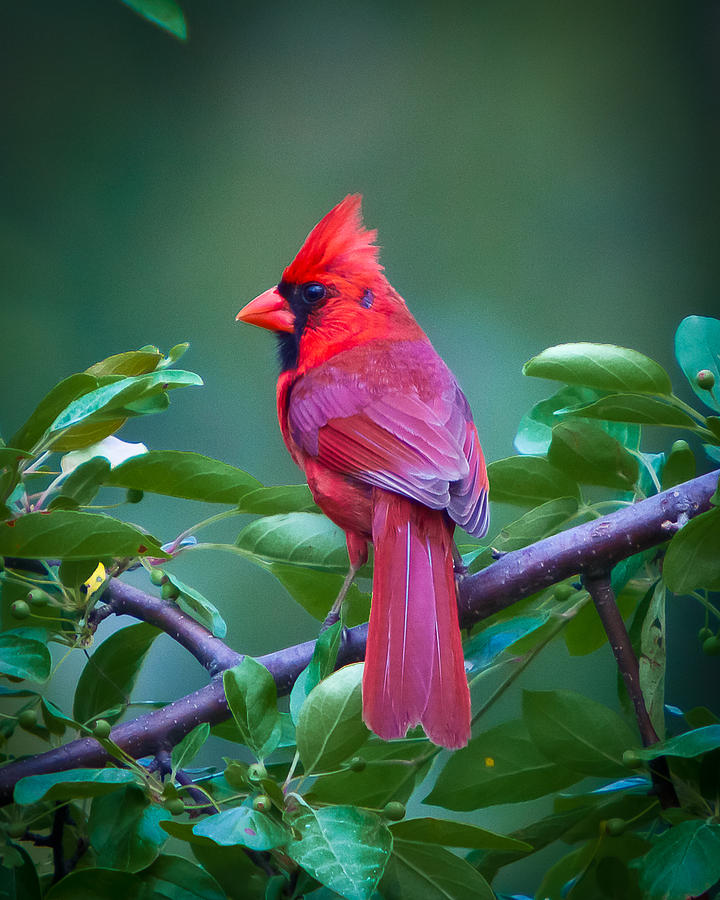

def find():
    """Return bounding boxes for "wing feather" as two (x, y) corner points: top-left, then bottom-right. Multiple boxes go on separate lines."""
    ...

(287, 339), (489, 537)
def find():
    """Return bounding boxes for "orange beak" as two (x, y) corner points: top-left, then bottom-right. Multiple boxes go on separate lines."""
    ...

(236, 287), (295, 333)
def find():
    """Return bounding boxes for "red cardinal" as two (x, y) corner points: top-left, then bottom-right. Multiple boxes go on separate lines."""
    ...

(237, 196), (489, 748)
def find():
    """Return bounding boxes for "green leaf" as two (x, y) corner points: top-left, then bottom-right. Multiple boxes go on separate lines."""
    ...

(471, 805), (590, 880)
(264, 563), (371, 626)
(106, 450), (261, 503)
(381, 839), (494, 900)
(464, 614), (550, 673)
(514, 385), (641, 455)
(535, 840), (597, 900)
(73, 622), (161, 724)
(49, 370), (201, 434)
(0, 447), (32, 468)
(45, 854), (225, 900)
(236, 512), (355, 574)
(487, 456), (580, 506)
(522, 689), (637, 776)
(635, 820), (720, 900)
(567, 394), (697, 428)
(296, 663), (369, 774)
(0, 843), (41, 900)
(122, 0), (188, 40)
(425, 720), (581, 810)
(662, 441), (696, 490)
(158, 343), (190, 368)
(86, 349), (163, 377)
(187, 840), (267, 900)
(467, 498), (578, 571)
(10, 373), (98, 451)
(637, 581), (666, 738)
(286, 805), (392, 900)
(664, 505), (720, 593)
(0, 510), (167, 560)
(523, 343), (672, 395)
(306, 738), (432, 808)
(632, 725), (720, 761)
(0, 631), (51, 682)
(223, 658), (282, 759)
(239, 484), (318, 515)
(14, 767), (138, 805)
(193, 803), (291, 850)
(44, 869), (139, 900)
(41, 697), (73, 735)
(674, 315), (720, 412)
(172, 722), (210, 773)
(389, 817), (531, 851)
(547, 421), (639, 490)
(137, 854), (226, 900)
(163, 572), (227, 638)
(290, 622), (342, 724)
(50, 457), (111, 509)
(306, 621), (343, 689)
(88, 784), (170, 871)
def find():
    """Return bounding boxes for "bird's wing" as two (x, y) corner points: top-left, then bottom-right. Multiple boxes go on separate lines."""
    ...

(287, 339), (489, 536)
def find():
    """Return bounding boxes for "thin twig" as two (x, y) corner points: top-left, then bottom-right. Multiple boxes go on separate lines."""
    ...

(50, 805), (70, 884)
(582, 569), (678, 809)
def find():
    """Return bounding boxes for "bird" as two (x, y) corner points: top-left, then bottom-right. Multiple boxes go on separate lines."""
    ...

(236, 195), (489, 748)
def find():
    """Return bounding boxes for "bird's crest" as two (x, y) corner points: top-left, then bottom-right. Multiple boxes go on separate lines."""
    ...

(283, 195), (383, 286)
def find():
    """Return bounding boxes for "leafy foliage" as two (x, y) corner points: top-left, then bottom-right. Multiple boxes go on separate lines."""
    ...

(0, 319), (719, 898)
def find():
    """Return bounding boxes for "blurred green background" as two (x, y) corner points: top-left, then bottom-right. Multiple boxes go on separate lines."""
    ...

(2, 0), (718, 889)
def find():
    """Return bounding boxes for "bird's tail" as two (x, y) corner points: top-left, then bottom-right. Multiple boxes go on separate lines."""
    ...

(362, 490), (471, 749)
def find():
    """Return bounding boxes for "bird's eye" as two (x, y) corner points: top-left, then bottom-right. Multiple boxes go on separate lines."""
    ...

(301, 282), (326, 305)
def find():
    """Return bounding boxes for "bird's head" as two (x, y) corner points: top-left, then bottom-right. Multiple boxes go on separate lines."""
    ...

(237, 195), (418, 371)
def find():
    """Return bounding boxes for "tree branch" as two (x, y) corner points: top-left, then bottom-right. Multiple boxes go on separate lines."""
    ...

(0, 470), (716, 805)
(582, 569), (678, 809)
(100, 579), (241, 676)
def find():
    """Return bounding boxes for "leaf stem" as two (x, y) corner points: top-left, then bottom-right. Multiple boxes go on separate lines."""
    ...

(688, 590), (720, 622)
(470, 614), (570, 728)
(167, 508), (245, 554)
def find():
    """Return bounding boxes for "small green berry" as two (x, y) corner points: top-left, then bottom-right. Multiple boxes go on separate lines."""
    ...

(702, 636), (720, 656)
(382, 801), (406, 821)
(349, 756), (366, 773)
(27, 588), (47, 607)
(247, 763), (267, 782)
(126, 489), (144, 504)
(553, 584), (576, 602)
(93, 719), (112, 739)
(17, 708), (38, 730)
(161, 581), (180, 601)
(698, 626), (714, 643)
(696, 370), (716, 390)
(670, 439), (691, 454)
(7, 822), (26, 840)
(252, 794), (272, 813)
(622, 749), (643, 769)
(605, 817), (626, 836)
(150, 568), (166, 587)
(165, 798), (185, 816)
(10, 600), (31, 620)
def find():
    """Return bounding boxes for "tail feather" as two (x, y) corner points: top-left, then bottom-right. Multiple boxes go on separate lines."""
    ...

(362, 490), (471, 749)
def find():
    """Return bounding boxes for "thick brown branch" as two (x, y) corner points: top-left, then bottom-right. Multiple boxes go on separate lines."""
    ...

(0, 470), (716, 805)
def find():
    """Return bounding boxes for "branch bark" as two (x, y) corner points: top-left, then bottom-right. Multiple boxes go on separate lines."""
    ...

(0, 469), (716, 805)
(582, 569), (678, 809)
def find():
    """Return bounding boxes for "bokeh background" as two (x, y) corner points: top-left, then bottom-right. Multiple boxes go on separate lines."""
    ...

(2, 0), (718, 891)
